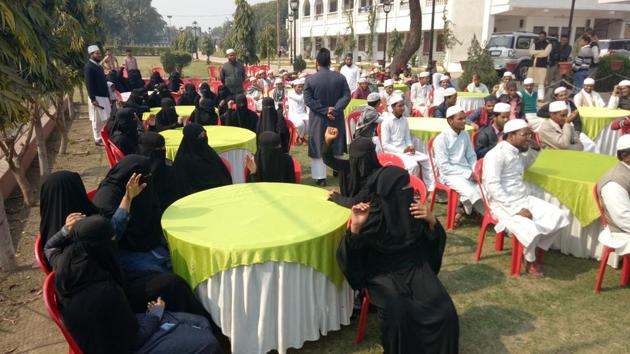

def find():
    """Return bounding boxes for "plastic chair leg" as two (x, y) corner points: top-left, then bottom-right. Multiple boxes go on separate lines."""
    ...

(495, 231), (505, 251)
(536, 248), (545, 264)
(594, 247), (612, 293)
(475, 216), (489, 262)
(446, 191), (459, 231)
(511, 237), (522, 278)
(429, 189), (437, 212)
(354, 291), (370, 344)
(621, 255), (630, 286)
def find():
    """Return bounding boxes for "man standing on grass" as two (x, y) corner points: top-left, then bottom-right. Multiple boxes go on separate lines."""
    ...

(84, 45), (111, 146)
(220, 48), (246, 96)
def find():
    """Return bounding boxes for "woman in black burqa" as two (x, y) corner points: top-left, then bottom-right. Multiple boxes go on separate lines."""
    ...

(54, 215), (222, 354)
(178, 83), (198, 106)
(168, 71), (183, 93)
(173, 123), (232, 198)
(147, 83), (172, 108)
(221, 94), (258, 132)
(191, 96), (220, 126)
(138, 132), (177, 211)
(337, 166), (459, 354)
(146, 71), (164, 91)
(246, 131), (295, 183)
(155, 97), (182, 132)
(256, 97), (290, 152)
(108, 108), (139, 155)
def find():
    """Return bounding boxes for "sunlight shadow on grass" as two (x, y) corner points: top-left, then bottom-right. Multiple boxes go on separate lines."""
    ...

(440, 263), (506, 295)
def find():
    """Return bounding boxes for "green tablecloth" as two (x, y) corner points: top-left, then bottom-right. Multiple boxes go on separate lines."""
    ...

(394, 83), (409, 93)
(142, 105), (197, 121)
(408, 118), (474, 142)
(577, 107), (630, 140)
(524, 150), (617, 226)
(161, 183), (350, 288)
(344, 99), (367, 117)
(159, 125), (256, 160)
(456, 92), (487, 98)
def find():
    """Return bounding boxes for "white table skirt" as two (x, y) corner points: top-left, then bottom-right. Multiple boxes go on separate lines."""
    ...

(526, 183), (619, 268)
(219, 148), (250, 184)
(457, 96), (485, 112)
(195, 261), (353, 354)
(593, 123), (622, 156)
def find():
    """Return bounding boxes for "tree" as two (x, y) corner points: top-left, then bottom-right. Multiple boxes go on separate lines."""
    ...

(366, 5), (378, 63)
(101, 0), (166, 44)
(160, 51), (193, 73)
(389, 0), (422, 75)
(387, 30), (403, 62)
(258, 25), (277, 67)
(200, 35), (216, 64)
(343, 10), (356, 55)
(222, 0), (258, 64)
(251, 0), (288, 49)
(459, 35), (499, 90)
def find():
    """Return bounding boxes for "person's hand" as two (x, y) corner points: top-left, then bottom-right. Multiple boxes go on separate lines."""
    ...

(472, 123), (480, 131)
(492, 84), (499, 94)
(409, 200), (437, 228)
(349, 203), (370, 234)
(147, 297), (166, 311)
(324, 127), (339, 145)
(219, 99), (226, 107)
(612, 85), (620, 96)
(516, 208), (533, 219)
(65, 213), (86, 232)
(404, 145), (416, 154)
(529, 138), (541, 151)
(566, 110), (578, 123)
(327, 107), (336, 121)
(245, 155), (257, 174)
(125, 173), (147, 200)
(148, 115), (156, 126)
(177, 116), (184, 125)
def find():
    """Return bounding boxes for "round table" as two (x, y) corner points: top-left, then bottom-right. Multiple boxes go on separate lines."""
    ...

(344, 98), (367, 117)
(394, 83), (409, 93)
(142, 105), (196, 120)
(577, 107), (630, 155)
(159, 126), (256, 184)
(161, 183), (353, 354)
(456, 92), (487, 112)
(524, 150), (619, 266)
(408, 118), (474, 142)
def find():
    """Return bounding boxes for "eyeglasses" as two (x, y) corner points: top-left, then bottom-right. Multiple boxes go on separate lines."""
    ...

(516, 132), (533, 138)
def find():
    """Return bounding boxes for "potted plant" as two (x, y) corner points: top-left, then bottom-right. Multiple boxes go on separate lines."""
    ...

(558, 61), (573, 75)
(611, 59), (623, 72)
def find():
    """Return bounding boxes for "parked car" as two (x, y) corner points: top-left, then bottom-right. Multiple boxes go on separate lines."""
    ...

(486, 31), (558, 80)
(598, 39), (630, 59)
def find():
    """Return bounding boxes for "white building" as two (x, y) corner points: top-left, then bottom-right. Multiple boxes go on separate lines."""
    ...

(291, 0), (630, 72)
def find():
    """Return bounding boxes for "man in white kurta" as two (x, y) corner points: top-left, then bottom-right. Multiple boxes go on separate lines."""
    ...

(340, 54), (361, 92)
(409, 71), (433, 115)
(380, 95), (435, 191)
(483, 119), (569, 274)
(433, 105), (484, 215)
(597, 135), (630, 256)
(287, 78), (309, 142)
(573, 78), (606, 108)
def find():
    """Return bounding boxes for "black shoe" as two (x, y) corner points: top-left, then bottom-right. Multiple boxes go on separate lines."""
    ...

(315, 179), (327, 187)
(95, 140), (103, 146)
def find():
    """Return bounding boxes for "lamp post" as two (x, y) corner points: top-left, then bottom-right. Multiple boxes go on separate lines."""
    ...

(382, 0), (392, 68)
(288, 16), (294, 64)
(290, 0), (299, 66)
(192, 21), (199, 60)
(567, 0), (576, 43)
(428, 0), (436, 73)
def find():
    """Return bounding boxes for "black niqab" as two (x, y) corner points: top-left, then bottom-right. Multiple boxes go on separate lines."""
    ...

(191, 97), (219, 126)
(348, 137), (381, 197)
(146, 71), (164, 91)
(126, 69), (145, 90)
(178, 83), (198, 106)
(222, 94), (258, 132)
(257, 97), (289, 152)
(138, 132), (177, 211)
(156, 97), (180, 131)
(252, 131), (295, 183)
(109, 108), (139, 155)
(168, 71), (183, 93)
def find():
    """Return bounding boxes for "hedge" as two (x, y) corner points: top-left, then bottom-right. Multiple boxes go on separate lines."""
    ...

(107, 46), (171, 57)
(594, 54), (630, 92)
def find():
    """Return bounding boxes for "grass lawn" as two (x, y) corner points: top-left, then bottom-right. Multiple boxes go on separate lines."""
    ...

(283, 143), (629, 353)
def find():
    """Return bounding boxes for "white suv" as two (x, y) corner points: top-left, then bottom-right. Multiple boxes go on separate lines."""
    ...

(486, 32), (558, 81)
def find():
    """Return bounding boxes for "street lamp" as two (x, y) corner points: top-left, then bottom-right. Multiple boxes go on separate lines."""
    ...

(290, 0), (299, 66)
(382, 0), (393, 68)
(288, 16), (294, 64)
(428, 0), (436, 73)
(192, 21), (199, 60)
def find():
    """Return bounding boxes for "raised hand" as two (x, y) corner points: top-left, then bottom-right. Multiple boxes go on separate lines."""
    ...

(349, 202), (371, 234)
(409, 200), (436, 228)
(65, 213), (86, 232)
(147, 296), (166, 311)
(245, 155), (257, 174)
(126, 172), (147, 200)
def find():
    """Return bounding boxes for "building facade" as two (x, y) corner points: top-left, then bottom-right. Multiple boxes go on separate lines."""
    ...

(290, 0), (629, 71)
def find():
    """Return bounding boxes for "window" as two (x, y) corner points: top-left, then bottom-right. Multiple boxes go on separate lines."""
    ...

(377, 33), (386, 51)
(423, 31), (431, 54)
(561, 27), (569, 37)
(358, 35), (366, 51)
(360, 0), (369, 7)
(436, 30), (444, 52)
(516, 36), (532, 49)
(344, 0), (354, 10)
(315, 37), (323, 50)
(422, 31), (444, 53)
(533, 26), (544, 34)
(575, 27), (585, 39)
(548, 26), (559, 38)
(315, 0), (323, 15)
(329, 37), (337, 50)
(304, 0), (311, 16)
(329, 0), (338, 12)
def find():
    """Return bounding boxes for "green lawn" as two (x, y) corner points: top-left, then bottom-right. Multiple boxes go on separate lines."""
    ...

(285, 143), (629, 353)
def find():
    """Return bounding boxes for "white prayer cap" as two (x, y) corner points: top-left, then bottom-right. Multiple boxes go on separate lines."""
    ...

(503, 119), (529, 134)
(616, 134), (630, 151)
(249, 76), (256, 82)
(554, 86), (567, 95)
(440, 75), (451, 82)
(383, 79), (394, 87)
(367, 92), (381, 103)
(503, 71), (513, 78)
(388, 94), (404, 106)
(493, 102), (511, 113)
(358, 77), (368, 83)
(274, 78), (282, 84)
(257, 70), (265, 76)
(443, 87), (457, 97)
(446, 105), (464, 118)
(292, 78), (305, 86)
(549, 100), (567, 113)
(584, 78), (595, 85)
(523, 78), (534, 85)
(268, 70), (274, 75)
(619, 80), (630, 87)
(419, 71), (430, 78)
(87, 45), (99, 54)
(226, 48), (235, 55)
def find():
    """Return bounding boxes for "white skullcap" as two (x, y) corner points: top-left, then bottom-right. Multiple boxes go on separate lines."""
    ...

(443, 87), (457, 97)
(367, 92), (381, 102)
(554, 86), (567, 95)
(383, 79), (394, 87)
(549, 101), (567, 113)
(274, 78), (282, 84)
(292, 78), (305, 86)
(249, 76), (256, 81)
(617, 134), (630, 151)
(523, 78), (534, 85)
(87, 45), (99, 54)
(226, 48), (235, 55)
(583, 78), (595, 85)
(493, 102), (511, 113)
(257, 70), (265, 75)
(446, 105), (464, 118)
(619, 80), (630, 87)
(440, 75), (451, 81)
(268, 70), (274, 75)
(358, 77), (368, 83)
(503, 119), (529, 134)
(419, 71), (430, 78)
(503, 71), (513, 78)
(388, 94), (404, 106)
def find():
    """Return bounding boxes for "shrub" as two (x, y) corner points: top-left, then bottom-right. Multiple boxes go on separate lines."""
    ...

(293, 55), (307, 73)
(160, 51), (193, 74)
(594, 54), (630, 92)
(108, 45), (171, 56)
(459, 35), (499, 91)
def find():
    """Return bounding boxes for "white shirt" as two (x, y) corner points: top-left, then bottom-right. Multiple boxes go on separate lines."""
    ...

(574, 89), (605, 108)
(410, 83), (432, 107)
(600, 162), (630, 234)
(466, 82), (489, 94)
(287, 91), (307, 115)
(340, 64), (361, 92)
(380, 115), (414, 153)
(432, 126), (477, 179)
(607, 94), (628, 109)
(482, 141), (539, 215)
(433, 87), (446, 106)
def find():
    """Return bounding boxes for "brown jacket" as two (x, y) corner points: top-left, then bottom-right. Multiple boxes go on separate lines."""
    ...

(538, 119), (583, 151)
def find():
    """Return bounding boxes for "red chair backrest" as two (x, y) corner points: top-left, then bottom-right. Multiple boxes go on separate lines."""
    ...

(99, 126), (117, 167)
(207, 66), (220, 80)
(87, 188), (97, 201)
(377, 153), (405, 168)
(108, 141), (125, 166)
(220, 157), (232, 173)
(427, 137), (440, 181)
(189, 78), (202, 89)
(246, 97), (256, 111)
(472, 131), (479, 148)
(473, 159), (493, 211)
(427, 105), (437, 117)
(43, 272), (84, 354)
(346, 111), (363, 142)
(409, 174), (427, 204)
(114, 90), (123, 103)
(35, 234), (51, 275)
(593, 184), (608, 227)
(292, 157), (302, 184)
(534, 132), (542, 145)
(285, 119), (297, 151)
(209, 81), (222, 95)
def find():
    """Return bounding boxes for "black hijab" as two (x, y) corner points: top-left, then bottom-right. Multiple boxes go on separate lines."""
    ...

(194, 83), (219, 109)
(173, 123), (232, 198)
(168, 71), (183, 93)
(126, 69), (145, 90)
(252, 131), (295, 183)
(107, 69), (128, 93)
(147, 83), (171, 108)
(138, 132), (177, 211)
(222, 94), (258, 132)
(348, 137), (381, 197)
(178, 83), (198, 106)
(156, 97), (180, 131)
(92, 155), (164, 252)
(146, 71), (164, 90)
(55, 215), (138, 354)
(109, 108), (139, 155)
(217, 84), (233, 116)
(191, 97), (219, 126)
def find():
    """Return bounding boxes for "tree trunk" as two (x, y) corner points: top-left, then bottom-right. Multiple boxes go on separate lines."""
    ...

(65, 93), (75, 120)
(55, 94), (71, 154)
(0, 193), (17, 271)
(31, 103), (50, 178)
(11, 164), (35, 206)
(78, 85), (85, 104)
(389, 0), (422, 76)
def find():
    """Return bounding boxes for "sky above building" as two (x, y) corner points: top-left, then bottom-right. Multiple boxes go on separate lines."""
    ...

(152, 0), (271, 31)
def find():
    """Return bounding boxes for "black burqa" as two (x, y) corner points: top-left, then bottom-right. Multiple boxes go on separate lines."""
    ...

(126, 69), (145, 90)
(178, 83), (198, 106)
(168, 71), (183, 93)
(123, 88), (150, 117)
(156, 97), (182, 131)
(109, 108), (139, 155)
(221, 94), (258, 132)
(138, 132), (177, 211)
(256, 97), (290, 152)
(191, 97), (219, 126)
(107, 69), (128, 93)
(147, 83), (171, 108)
(217, 85), (232, 116)
(92, 155), (164, 252)
(248, 131), (295, 183)
(173, 123), (232, 198)
(146, 71), (164, 91)
(336, 166), (459, 354)
(323, 137), (381, 208)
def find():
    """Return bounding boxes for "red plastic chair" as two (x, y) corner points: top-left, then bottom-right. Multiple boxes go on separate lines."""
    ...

(345, 111), (362, 142)
(209, 80), (222, 95)
(43, 272), (84, 354)
(472, 159), (506, 262)
(427, 137), (460, 231)
(376, 153), (405, 168)
(472, 131), (479, 148)
(189, 78), (202, 89)
(285, 119), (297, 151)
(246, 97), (257, 111)
(207, 66), (220, 80)
(99, 126), (117, 167)
(375, 123), (384, 151)
(108, 142), (125, 166)
(220, 157), (232, 174)
(593, 184), (630, 293)
(427, 105), (437, 117)
(35, 234), (51, 275)
(151, 66), (167, 80)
